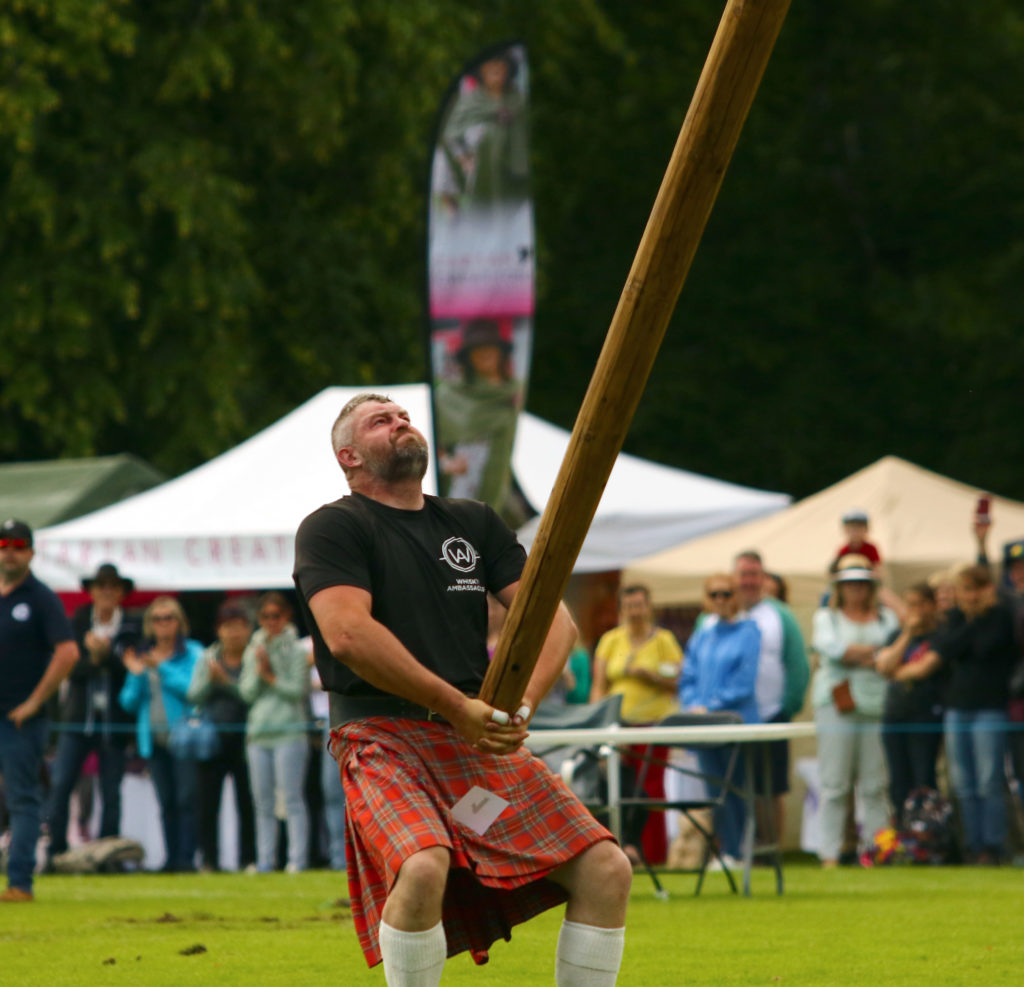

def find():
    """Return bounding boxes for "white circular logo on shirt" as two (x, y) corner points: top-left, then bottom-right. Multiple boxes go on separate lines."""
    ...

(439, 537), (479, 573)
(11, 603), (31, 622)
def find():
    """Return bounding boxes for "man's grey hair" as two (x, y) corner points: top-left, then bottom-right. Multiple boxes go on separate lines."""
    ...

(734, 549), (764, 567)
(330, 392), (393, 458)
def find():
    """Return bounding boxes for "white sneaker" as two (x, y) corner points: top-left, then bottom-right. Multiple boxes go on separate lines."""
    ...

(706, 854), (741, 872)
(284, 862), (302, 874)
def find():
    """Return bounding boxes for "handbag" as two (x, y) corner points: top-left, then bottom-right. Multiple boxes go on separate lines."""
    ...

(169, 709), (221, 761)
(831, 679), (856, 714)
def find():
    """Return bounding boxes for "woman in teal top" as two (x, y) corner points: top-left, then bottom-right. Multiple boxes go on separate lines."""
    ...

(119, 596), (202, 871)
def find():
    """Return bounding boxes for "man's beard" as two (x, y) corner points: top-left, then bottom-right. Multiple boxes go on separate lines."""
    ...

(363, 435), (429, 483)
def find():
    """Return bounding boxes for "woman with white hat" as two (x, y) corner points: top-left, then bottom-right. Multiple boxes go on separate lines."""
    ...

(811, 555), (900, 867)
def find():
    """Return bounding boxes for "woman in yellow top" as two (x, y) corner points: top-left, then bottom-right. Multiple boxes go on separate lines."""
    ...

(591, 584), (683, 865)
(591, 584), (683, 724)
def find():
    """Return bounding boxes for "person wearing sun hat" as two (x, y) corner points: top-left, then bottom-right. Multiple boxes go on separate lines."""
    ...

(0, 519), (77, 902)
(45, 562), (142, 865)
(811, 554), (900, 868)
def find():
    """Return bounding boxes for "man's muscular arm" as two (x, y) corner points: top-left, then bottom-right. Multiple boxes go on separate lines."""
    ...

(495, 582), (578, 724)
(308, 584), (526, 754)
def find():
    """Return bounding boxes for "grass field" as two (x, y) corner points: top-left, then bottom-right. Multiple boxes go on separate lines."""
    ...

(3, 859), (1022, 985)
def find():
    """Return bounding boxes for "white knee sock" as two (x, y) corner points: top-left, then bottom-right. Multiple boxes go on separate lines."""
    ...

(378, 920), (446, 987)
(556, 919), (625, 986)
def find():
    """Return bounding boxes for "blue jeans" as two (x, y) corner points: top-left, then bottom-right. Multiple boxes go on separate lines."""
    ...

(944, 709), (1007, 855)
(696, 745), (746, 859)
(0, 716), (48, 892)
(247, 738), (309, 871)
(320, 727), (346, 870)
(148, 743), (199, 871)
(45, 732), (126, 855)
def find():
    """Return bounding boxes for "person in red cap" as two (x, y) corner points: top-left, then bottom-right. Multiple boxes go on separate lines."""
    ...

(0, 519), (77, 902)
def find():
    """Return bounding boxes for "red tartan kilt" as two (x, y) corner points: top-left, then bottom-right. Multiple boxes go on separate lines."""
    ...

(331, 718), (614, 967)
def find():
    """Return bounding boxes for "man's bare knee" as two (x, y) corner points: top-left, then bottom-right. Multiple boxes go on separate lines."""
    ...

(383, 846), (451, 931)
(584, 841), (633, 901)
(553, 841), (631, 926)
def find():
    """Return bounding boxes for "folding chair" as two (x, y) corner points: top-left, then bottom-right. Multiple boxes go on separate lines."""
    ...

(529, 695), (624, 817)
(618, 710), (744, 897)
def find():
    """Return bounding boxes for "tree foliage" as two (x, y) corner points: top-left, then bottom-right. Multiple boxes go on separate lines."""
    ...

(2, 1), (1022, 502)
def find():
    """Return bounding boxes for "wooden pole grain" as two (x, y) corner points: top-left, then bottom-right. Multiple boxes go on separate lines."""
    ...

(480, 0), (792, 713)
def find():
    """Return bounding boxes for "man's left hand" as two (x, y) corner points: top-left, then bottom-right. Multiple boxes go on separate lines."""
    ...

(451, 698), (528, 755)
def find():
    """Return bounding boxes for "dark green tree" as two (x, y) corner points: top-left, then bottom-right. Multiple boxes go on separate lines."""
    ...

(2, 0), (1022, 505)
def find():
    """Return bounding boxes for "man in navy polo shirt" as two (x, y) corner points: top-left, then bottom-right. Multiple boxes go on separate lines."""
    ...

(0, 519), (77, 902)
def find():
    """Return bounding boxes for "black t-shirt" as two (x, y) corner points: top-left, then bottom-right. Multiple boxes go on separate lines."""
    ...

(882, 630), (945, 722)
(293, 493), (526, 698)
(0, 571), (75, 715)
(933, 601), (1020, 711)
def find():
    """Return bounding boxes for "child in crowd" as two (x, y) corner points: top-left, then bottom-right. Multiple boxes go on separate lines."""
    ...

(834, 509), (882, 568)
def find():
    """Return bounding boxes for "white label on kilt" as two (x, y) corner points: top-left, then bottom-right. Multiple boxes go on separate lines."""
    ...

(452, 786), (510, 836)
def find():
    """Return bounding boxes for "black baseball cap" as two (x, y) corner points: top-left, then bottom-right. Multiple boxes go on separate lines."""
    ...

(0, 518), (33, 546)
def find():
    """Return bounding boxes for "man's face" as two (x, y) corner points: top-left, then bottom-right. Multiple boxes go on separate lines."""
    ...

(0, 538), (33, 583)
(1008, 559), (1024, 593)
(734, 558), (764, 608)
(348, 401), (429, 483)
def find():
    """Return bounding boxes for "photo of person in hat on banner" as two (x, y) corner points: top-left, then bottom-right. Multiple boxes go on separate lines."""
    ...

(45, 563), (142, 864)
(435, 316), (524, 521)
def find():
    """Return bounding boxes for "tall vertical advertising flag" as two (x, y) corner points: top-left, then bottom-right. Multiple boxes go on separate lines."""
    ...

(427, 42), (534, 524)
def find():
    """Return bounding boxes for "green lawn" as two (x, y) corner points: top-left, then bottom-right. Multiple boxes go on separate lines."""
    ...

(2, 860), (1022, 985)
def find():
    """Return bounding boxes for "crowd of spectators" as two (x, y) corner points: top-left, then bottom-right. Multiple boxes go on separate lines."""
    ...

(5, 501), (1024, 888)
(0, 551), (345, 878)
(582, 506), (1024, 869)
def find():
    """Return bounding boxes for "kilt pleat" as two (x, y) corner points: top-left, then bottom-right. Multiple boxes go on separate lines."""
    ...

(330, 718), (613, 967)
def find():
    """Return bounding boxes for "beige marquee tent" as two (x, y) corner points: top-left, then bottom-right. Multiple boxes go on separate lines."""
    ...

(625, 455), (1024, 623)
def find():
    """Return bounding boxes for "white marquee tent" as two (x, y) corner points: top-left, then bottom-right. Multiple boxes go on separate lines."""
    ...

(34, 385), (788, 590)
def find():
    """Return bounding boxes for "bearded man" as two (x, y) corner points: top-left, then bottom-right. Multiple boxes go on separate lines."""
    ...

(293, 394), (631, 986)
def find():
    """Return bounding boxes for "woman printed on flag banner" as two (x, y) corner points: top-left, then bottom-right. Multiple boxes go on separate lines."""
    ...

(435, 317), (522, 520)
(435, 49), (528, 213)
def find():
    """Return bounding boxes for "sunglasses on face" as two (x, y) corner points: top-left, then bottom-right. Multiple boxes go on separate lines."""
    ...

(150, 614), (178, 623)
(0, 538), (30, 550)
(708, 590), (734, 601)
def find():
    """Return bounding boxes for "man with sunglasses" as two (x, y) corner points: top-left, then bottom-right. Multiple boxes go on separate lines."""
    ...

(0, 519), (77, 902)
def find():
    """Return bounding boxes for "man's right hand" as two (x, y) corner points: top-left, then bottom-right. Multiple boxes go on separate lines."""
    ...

(449, 697), (528, 756)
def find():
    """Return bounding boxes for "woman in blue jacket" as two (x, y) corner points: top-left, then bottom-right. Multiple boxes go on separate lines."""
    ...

(119, 596), (202, 872)
(680, 573), (761, 864)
